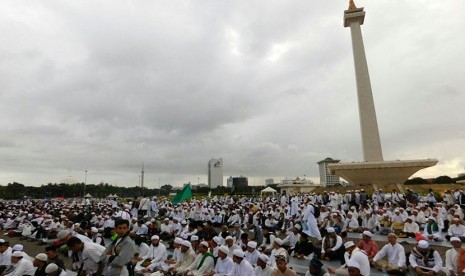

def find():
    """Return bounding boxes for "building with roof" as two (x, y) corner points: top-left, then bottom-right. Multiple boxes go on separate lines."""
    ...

(208, 158), (223, 188)
(317, 157), (341, 187)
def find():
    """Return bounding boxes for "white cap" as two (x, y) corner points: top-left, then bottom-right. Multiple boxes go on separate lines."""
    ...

(451, 237), (461, 242)
(418, 240), (429, 249)
(362, 231), (374, 238)
(12, 244), (23, 251)
(247, 241), (257, 249)
(327, 227), (335, 233)
(151, 235), (160, 240)
(45, 263), (59, 273)
(259, 253), (270, 263)
(57, 230), (70, 240)
(233, 249), (245, 258)
(35, 253), (48, 262)
(294, 224), (301, 230)
(344, 241), (355, 249)
(225, 236), (233, 241)
(219, 245), (229, 255)
(213, 236), (222, 245)
(200, 241), (209, 248)
(174, 237), (183, 244)
(181, 240), (191, 247)
(11, 251), (23, 257)
(91, 227), (98, 233)
(191, 235), (199, 241)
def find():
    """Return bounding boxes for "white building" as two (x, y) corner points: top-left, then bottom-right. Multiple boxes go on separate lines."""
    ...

(317, 157), (341, 187)
(208, 158), (223, 188)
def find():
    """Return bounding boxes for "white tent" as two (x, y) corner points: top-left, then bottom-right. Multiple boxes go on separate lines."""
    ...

(261, 186), (277, 196)
(84, 193), (93, 198)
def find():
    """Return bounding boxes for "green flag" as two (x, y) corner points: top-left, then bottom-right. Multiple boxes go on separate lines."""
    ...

(172, 184), (192, 204)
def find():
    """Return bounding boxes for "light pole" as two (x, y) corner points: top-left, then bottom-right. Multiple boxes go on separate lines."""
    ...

(84, 170), (87, 197)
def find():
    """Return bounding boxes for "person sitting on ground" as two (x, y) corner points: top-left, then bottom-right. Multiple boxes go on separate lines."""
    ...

(345, 213), (360, 233)
(259, 227), (276, 254)
(44, 263), (67, 276)
(185, 241), (215, 276)
(409, 240), (446, 276)
(347, 260), (363, 276)
(205, 246), (234, 276)
(140, 235), (167, 273)
(446, 218), (465, 242)
(356, 231), (378, 261)
(372, 233), (406, 275)
(33, 253), (48, 276)
(225, 236), (241, 259)
(319, 227), (344, 263)
(245, 241), (260, 267)
(294, 232), (314, 260)
(169, 240), (197, 275)
(271, 254), (296, 276)
(378, 214), (392, 235)
(423, 217), (443, 241)
(400, 216), (419, 238)
(269, 239), (289, 268)
(5, 251), (34, 276)
(333, 241), (369, 276)
(282, 224), (301, 255)
(45, 246), (66, 272)
(445, 237), (464, 276)
(254, 254), (274, 276)
(0, 239), (12, 274)
(306, 257), (329, 276)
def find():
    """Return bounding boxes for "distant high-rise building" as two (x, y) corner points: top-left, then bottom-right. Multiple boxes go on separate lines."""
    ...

(317, 157), (341, 187)
(228, 176), (248, 192)
(265, 178), (274, 186)
(208, 158), (223, 188)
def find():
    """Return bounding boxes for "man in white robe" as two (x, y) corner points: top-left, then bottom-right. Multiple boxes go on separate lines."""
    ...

(186, 241), (215, 276)
(206, 246), (234, 276)
(231, 249), (254, 276)
(141, 235), (167, 273)
(254, 254), (274, 276)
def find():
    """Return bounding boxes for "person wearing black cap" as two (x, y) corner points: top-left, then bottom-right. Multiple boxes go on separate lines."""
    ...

(306, 258), (329, 276)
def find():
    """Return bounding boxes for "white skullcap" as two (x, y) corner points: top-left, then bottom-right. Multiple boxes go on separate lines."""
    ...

(327, 227), (335, 233)
(181, 240), (191, 247)
(213, 236), (222, 245)
(191, 235), (199, 241)
(151, 235), (160, 240)
(91, 227), (98, 233)
(225, 236), (233, 241)
(57, 230), (70, 240)
(233, 249), (245, 258)
(259, 253), (270, 263)
(45, 263), (59, 273)
(347, 259), (360, 270)
(12, 244), (23, 251)
(344, 241), (355, 249)
(451, 237), (461, 242)
(362, 231), (374, 238)
(219, 245), (229, 255)
(428, 216), (436, 222)
(174, 237), (183, 244)
(35, 253), (48, 262)
(418, 240), (429, 249)
(200, 241), (209, 248)
(274, 238), (283, 246)
(11, 251), (23, 257)
(294, 224), (302, 230)
(247, 241), (257, 249)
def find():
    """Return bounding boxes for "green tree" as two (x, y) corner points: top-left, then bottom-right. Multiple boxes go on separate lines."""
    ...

(404, 177), (427, 184)
(434, 175), (453, 184)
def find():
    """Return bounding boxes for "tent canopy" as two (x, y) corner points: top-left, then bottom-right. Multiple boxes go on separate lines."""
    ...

(84, 193), (93, 198)
(261, 186), (277, 196)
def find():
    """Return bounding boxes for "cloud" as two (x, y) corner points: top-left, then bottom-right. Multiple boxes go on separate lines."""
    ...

(0, 0), (464, 187)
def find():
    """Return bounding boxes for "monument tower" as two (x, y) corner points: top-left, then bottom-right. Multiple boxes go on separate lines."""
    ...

(328, 0), (437, 185)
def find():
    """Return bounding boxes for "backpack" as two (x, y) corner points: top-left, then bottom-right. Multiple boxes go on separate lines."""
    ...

(311, 204), (320, 218)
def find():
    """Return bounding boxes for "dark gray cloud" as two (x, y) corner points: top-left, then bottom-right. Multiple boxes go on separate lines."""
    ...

(0, 0), (463, 187)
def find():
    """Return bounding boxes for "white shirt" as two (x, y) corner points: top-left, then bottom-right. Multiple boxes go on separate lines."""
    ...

(186, 253), (215, 276)
(350, 250), (370, 276)
(403, 222), (420, 233)
(136, 242), (150, 257)
(5, 258), (34, 276)
(373, 243), (406, 267)
(232, 259), (254, 276)
(82, 242), (106, 274)
(445, 248), (460, 274)
(448, 224), (465, 237)
(321, 235), (343, 253)
(254, 265), (274, 276)
(214, 256), (234, 276)
(0, 247), (12, 266)
(144, 243), (167, 270)
(282, 232), (300, 249)
(409, 249), (443, 272)
(245, 249), (260, 266)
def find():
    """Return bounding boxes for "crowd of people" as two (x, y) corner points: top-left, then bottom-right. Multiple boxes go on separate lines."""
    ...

(0, 187), (463, 276)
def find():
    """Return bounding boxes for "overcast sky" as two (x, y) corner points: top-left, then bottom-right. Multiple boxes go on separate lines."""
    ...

(0, 0), (464, 188)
